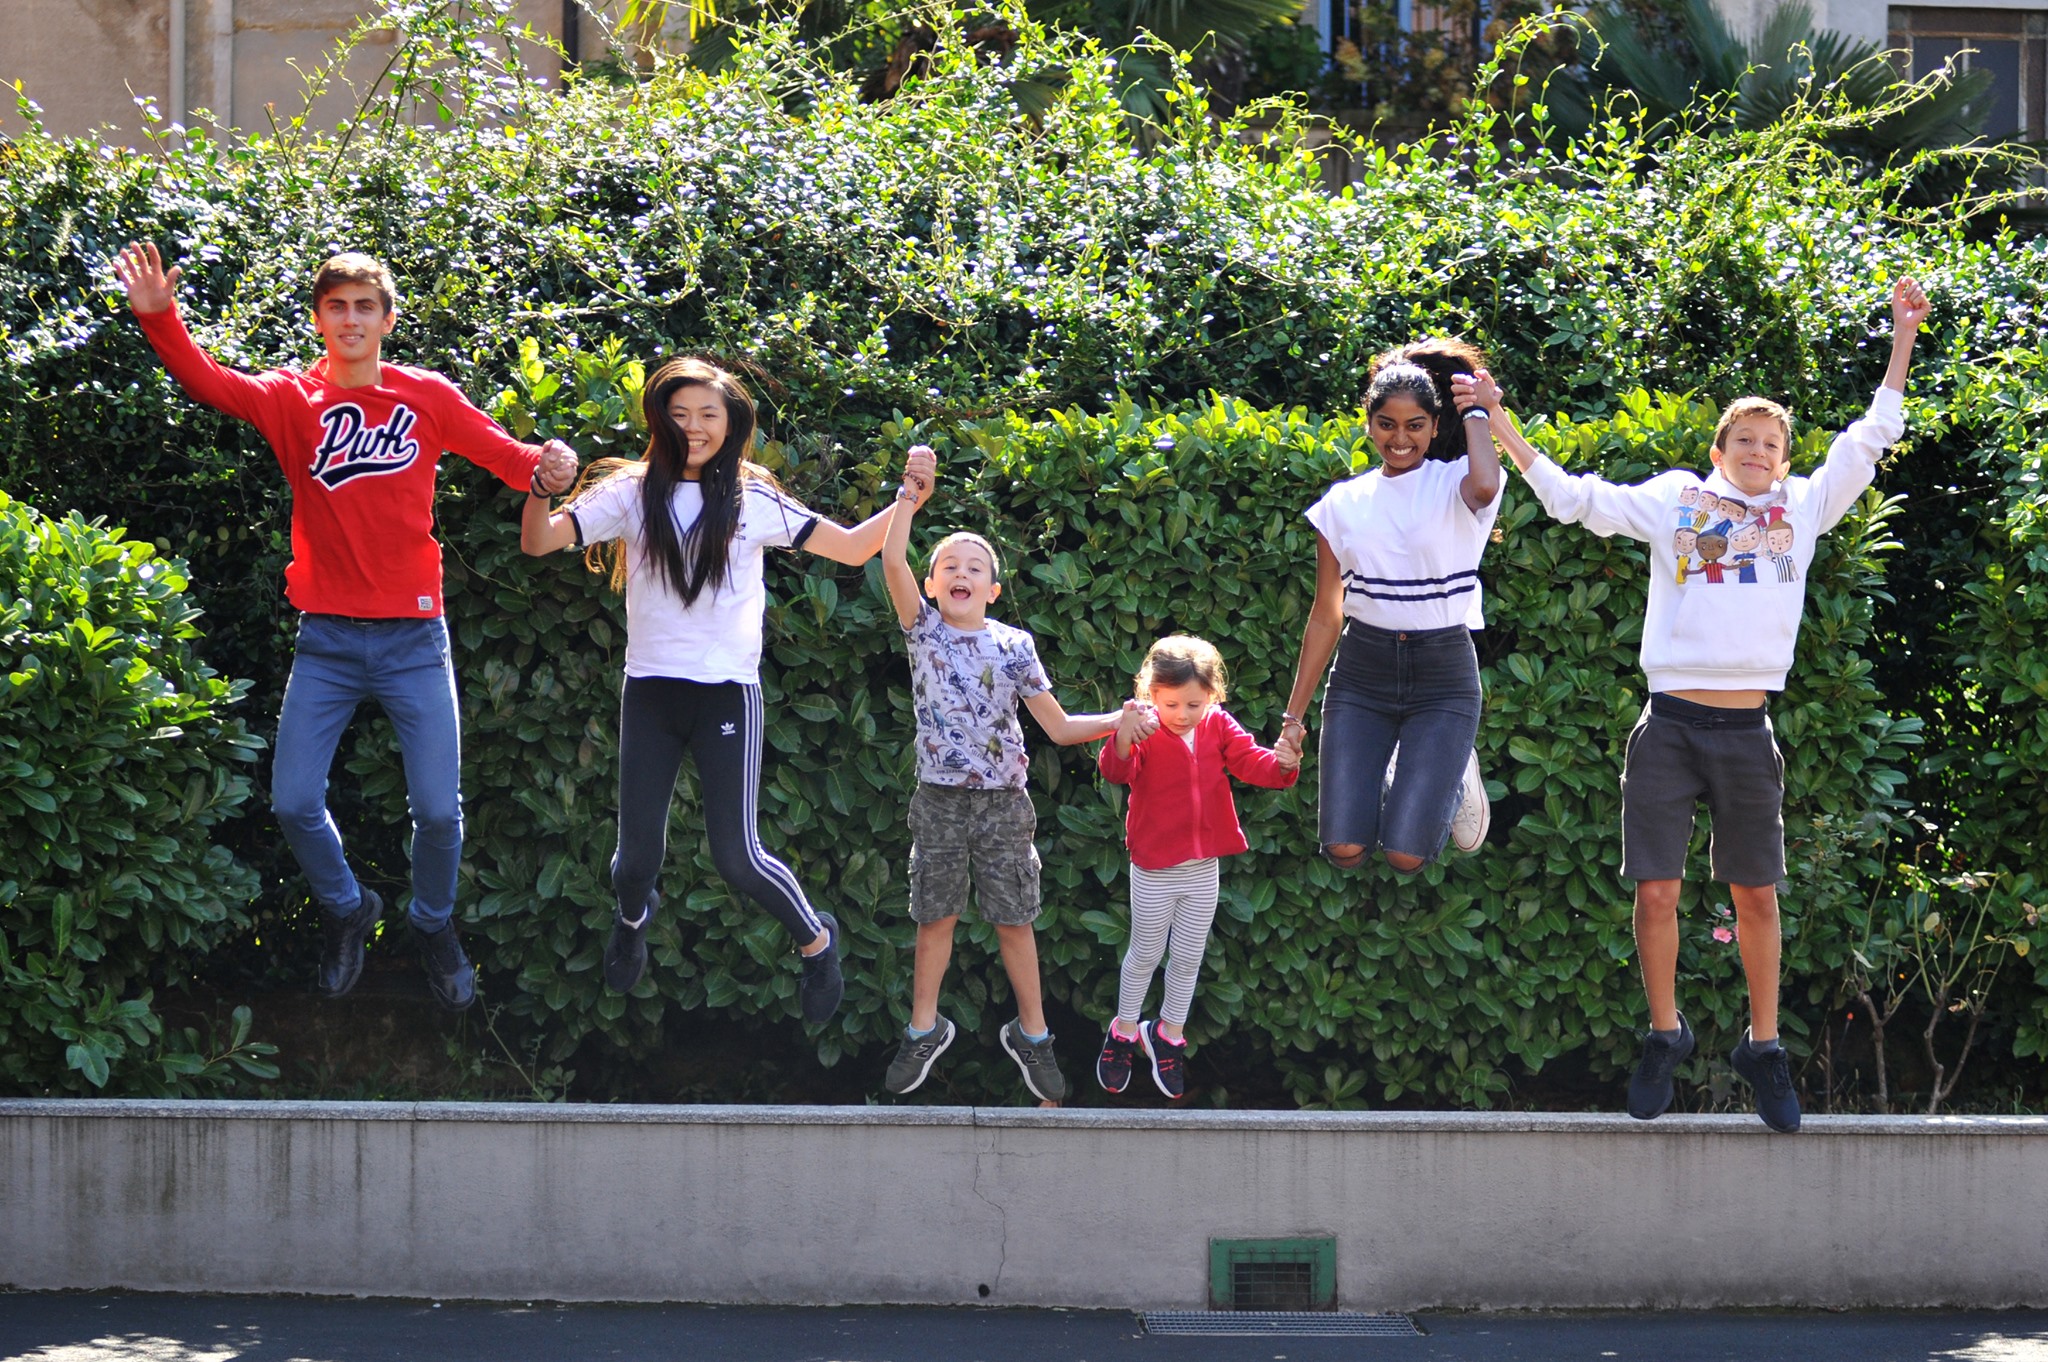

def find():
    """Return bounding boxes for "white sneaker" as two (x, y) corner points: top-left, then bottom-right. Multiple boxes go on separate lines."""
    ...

(1449, 749), (1490, 853)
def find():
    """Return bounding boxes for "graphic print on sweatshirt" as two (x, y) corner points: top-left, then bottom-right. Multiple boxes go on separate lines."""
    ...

(1673, 490), (1798, 587)
(308, 402), (425, 489)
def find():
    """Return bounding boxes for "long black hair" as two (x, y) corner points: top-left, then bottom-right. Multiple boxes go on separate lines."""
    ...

(1363, 337), (1488, 463)
(575, 356), (778, 604)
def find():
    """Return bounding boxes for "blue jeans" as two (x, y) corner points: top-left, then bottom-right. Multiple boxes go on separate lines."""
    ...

(1318, 622), (1482, 864)
(272, 614), (462, 930)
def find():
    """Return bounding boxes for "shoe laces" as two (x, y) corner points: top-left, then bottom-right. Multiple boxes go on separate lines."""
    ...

(1153, 1039), (1185, 1076)
(1759, 1047), (1792, 1095)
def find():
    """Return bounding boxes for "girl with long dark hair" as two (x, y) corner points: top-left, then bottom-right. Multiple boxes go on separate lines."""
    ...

(1276, 339), (1502, 874)
(522, 357), (934, 1027)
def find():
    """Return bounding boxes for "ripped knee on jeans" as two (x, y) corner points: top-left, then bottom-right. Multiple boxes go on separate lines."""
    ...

(1383, 849), (1426, 874)
(1323, 843), (1367, 870)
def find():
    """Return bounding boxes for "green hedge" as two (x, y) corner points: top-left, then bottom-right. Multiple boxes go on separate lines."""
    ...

(0, 490), (274, 1094)
(1, 7), (2043, 1105)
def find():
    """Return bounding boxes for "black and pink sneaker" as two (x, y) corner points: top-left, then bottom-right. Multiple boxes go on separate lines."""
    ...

(1096, 1024), (1141, 1094)
(1138, 1019), (1188, 1100)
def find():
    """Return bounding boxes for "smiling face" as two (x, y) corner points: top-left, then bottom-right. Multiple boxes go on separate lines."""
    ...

(1148, 679), (1214, 738)
(666, 384), (731, 480)
(1711, 414), (1792, 498)
(924, 538), (1000, 627)
(311, 282), (395, 368)
(1368, 394), (1438, 476)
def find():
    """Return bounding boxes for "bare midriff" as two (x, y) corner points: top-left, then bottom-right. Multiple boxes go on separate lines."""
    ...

(1668, 688), (1769, 709)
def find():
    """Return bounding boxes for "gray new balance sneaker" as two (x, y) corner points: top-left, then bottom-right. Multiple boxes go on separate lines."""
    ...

(885, 1015), (957, 1094)
(999, 1019), (1068, 1102)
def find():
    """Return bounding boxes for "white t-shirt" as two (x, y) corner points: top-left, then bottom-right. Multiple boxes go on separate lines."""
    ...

(1305, 456), (1502, 631)
(568, 471), (816, 683)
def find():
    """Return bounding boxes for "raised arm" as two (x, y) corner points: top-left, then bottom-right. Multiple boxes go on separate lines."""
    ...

(806, 447), (939, 567)
(1022, 690), (1124, 746)
(882, 445), (937, 629)
(1455, 369), (1540, 474)
(115, 240), (279, 427)
(1456, 382), (1503, 513)
(1882, 276), (1930, 395)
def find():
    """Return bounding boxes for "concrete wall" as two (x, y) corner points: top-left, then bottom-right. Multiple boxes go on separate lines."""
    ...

(3, 1100), (2046, 1310)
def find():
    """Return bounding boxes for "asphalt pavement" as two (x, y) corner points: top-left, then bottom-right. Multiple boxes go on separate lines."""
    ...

(3, 1294), (2047, 1362)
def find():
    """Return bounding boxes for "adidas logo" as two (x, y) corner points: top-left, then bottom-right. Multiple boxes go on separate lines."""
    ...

(720, 722), (737, 736)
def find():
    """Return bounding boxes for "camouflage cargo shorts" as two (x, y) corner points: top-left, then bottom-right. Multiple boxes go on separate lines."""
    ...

(907, 783), (1042, 926)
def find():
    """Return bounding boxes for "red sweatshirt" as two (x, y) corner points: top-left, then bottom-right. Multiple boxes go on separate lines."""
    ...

(135, 304), (541, 618)
(1097, 707), (1299, 871)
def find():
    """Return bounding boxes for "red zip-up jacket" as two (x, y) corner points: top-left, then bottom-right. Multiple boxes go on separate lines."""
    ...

(136, 303), (542, 618)
(1097, 707), (1299, 871)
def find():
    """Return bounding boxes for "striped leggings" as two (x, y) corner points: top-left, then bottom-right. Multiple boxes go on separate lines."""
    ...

(611, 676), (824, 944)
(1116, 858), (1221, 1027)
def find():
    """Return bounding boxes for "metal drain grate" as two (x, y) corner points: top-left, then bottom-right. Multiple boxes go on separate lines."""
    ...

(1145, 1311), (1422, 1336)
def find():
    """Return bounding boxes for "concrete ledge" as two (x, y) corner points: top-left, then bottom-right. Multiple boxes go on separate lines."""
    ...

(4, 1100), (2045, 1309)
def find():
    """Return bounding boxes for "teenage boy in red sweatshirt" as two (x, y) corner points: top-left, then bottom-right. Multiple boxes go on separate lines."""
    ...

(115, 242), (578, 1010)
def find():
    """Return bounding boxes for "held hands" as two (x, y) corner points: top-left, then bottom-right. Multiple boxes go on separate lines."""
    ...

(534, 439), (580, 496)
(899, 444), (938, 508)
(1273, 721), (1305, 771)
(113, 242), (181, 315)
(1892, 276), (1931, 333)
(1117, 700), (1160, 746)
(1451, 368), (1504, 417)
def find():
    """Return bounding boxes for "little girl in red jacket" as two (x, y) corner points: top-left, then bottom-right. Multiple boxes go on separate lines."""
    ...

(1095, 636), (1301, 1098)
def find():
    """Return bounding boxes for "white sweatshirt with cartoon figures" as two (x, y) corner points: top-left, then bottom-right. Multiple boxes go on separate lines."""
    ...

(1518, 387), (1905, 693)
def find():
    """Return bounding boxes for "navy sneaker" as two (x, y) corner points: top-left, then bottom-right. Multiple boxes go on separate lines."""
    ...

(1138, 1019), (1188, 1100)
(1626, 1014), (1695, 1119)
(999, 1020), (1068, 1102)
(798, 912), (844, 1024)
(1730, 1032), (1802, 1133)
(604, 896), (654, 994)
(414, 921), (476, 1012)
(885, 1015), (956, 1094)
(1096, 1024), (1142, 1094)
(315, 887), (383, 999)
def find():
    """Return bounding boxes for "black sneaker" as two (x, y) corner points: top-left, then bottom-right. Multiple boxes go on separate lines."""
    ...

(1096, 1024), (1141, 1094)
(315, 887), (383, 999)
(1626, 1014), (1695, 1119)
(999, 1019), (1068, 1102)
(414, 921), (476, 1012)
(1138, 1019), (1188, 1100)
(885, 1015), (956, 1094)
(604, 896), (654, 994)
(798, 912), (843, 1024)
(1730, 1033), (1802, 1133)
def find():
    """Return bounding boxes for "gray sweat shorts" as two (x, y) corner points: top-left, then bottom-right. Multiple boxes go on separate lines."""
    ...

(907, 783), (1043, 926)
(1620, 692), (1786, 887)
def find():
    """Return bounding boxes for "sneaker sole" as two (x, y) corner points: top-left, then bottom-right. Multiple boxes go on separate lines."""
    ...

(1138, 1025), (1186, 1100)
(887, 1022), (955, 1095)
(1002, 1028), (1064, 1103)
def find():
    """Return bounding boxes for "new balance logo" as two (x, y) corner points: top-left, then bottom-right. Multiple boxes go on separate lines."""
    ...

(720, 722), (737, 736)
(309, 402), (423, 489)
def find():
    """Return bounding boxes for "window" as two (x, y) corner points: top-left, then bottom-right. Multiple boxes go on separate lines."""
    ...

(1889, 7), (2048, 140)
